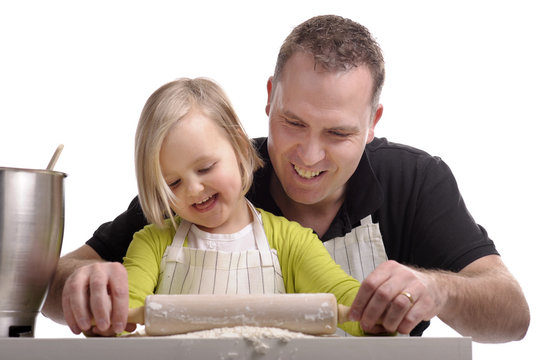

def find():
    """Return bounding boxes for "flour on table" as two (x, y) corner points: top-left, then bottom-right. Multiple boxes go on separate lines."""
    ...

(134, 325), (312, 340)
(130, 326), (313, 354)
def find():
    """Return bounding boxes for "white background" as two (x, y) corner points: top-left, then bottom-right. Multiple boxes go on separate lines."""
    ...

(1, 0), (539, 358)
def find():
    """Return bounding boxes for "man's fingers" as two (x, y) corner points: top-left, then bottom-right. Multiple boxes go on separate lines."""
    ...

(380, 291), (416, 333)
(359, 280), (402, 330)
(107, 263), (129, 333)
(349, 260), (440, 335)
(62, 292), (82, 334)
(396, 284), (439, 334)
(349, 263), (393, 321)
(62, 262), (130, 335)
(88, 269), (112, 331)
(62, 270), (92, 333)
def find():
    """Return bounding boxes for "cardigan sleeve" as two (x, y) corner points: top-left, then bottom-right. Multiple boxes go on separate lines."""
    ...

(123, 222), (175, 308)
(260, 209), (364, 336)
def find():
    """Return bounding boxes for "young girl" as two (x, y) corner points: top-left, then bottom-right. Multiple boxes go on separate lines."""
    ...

(124, 77), (364, 336)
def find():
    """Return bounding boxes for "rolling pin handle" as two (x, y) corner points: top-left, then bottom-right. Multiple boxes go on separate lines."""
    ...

(337, 304), (350, 324)
(127, 307), (144, 325)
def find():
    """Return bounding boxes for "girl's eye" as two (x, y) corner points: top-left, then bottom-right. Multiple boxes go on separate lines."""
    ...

(199, 162), (215, 174)
(168, 179), (181, 189)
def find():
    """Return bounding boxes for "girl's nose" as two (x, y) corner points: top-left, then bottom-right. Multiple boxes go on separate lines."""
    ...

(186, 178), (205, 197)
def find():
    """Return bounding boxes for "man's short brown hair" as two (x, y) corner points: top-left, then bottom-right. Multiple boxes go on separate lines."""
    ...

(274, 15), (385, 111)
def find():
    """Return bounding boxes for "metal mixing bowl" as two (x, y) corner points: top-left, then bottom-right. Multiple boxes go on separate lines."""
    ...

(0, 167), (66, 337)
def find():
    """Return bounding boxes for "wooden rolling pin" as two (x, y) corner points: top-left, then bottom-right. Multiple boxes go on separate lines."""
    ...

(127, 293), (350, 336)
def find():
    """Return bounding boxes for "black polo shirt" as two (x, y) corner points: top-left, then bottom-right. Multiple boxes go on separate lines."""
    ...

(248, 137), (497, 270)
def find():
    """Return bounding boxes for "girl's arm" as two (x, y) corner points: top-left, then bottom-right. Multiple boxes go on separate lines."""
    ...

(261, 211), (364, 335)
(123, 224), (174, 308)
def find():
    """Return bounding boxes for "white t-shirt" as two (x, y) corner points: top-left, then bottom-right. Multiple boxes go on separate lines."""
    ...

(187, 215), (261, 252)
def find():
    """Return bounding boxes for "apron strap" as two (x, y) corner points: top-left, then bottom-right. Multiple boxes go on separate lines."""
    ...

(172, 217), (191, 245)
(246, 200), (276, 293)
(246, 201), (273, 267)
(360, 215), (372, 226)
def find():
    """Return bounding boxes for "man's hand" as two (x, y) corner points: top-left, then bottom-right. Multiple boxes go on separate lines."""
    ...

(348, 260), (441, 335)
(62, 260), (132, 335)
(42, 245), (135, 336)
(348, 256), (530, 342)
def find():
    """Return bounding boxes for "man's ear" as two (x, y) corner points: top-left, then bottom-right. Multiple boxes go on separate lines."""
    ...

(265, 76), (273, 116)
(367, 104), (383, 143)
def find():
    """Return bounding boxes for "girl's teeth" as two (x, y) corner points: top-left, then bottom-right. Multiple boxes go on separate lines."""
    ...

(196, 196), (211, 204)
(294, 165), (321, 179)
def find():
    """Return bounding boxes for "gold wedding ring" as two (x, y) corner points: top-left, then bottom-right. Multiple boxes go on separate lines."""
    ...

(400, 291), (415, 305)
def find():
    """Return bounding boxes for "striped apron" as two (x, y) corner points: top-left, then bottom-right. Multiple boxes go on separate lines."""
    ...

(156, 202), (286, 295)
(324, 215), (388, 336)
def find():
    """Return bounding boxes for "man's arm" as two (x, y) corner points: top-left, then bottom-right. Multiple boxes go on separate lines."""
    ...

(434, 255), (529, 342)
(41, 245), (131, 335)
(348, 255), (529, 343)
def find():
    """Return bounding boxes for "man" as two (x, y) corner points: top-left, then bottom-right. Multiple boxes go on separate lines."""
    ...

(42, 15), (529, 341)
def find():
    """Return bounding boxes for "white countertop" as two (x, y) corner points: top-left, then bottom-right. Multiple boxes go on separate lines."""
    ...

(1, 336), (471, 360)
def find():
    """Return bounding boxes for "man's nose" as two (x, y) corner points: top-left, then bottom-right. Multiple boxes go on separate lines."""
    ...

(297, 136), (325, 166)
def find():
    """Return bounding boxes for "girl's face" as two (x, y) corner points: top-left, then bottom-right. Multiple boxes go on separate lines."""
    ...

(159, 110), (249, 234)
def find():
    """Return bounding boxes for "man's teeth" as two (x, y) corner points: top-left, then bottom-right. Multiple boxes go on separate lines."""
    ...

(294, 165), (321, 179)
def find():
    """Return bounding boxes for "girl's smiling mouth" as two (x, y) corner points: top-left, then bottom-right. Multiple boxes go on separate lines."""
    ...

(193, 194), (217, 211)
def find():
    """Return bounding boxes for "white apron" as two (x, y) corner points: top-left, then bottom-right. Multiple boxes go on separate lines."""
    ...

(323, 215), (388, 336)
(156, 202), (286, 295)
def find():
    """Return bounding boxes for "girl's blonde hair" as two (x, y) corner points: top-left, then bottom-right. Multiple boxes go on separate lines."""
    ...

(135, 77), (263, 228)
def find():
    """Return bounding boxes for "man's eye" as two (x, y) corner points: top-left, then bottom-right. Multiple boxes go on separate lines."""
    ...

(286, 119), (304, 127)
(329, 130), (351, 138)
(168, 179), (181, 188)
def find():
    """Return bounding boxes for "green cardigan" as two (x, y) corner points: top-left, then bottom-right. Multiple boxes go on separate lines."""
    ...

(123, 207), (364, 336)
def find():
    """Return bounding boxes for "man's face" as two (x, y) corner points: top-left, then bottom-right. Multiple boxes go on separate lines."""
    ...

(266, 52), (382, 207)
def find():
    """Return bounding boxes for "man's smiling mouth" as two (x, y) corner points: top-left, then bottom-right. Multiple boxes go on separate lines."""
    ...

(294, 165), (322, 179)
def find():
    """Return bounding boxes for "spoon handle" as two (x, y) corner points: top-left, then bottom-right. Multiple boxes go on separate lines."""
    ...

(46, 144), (64, 171)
